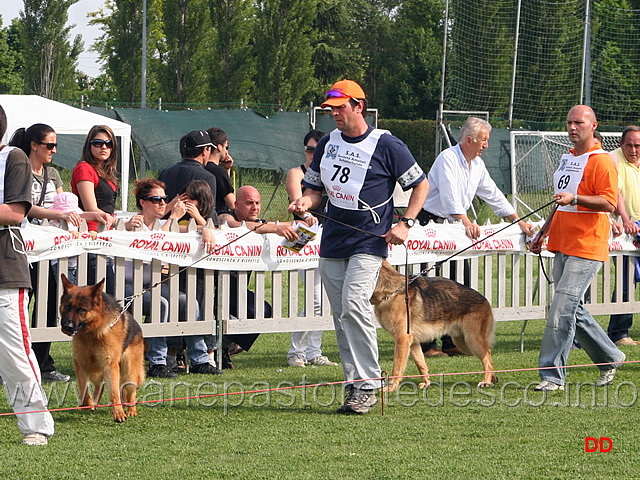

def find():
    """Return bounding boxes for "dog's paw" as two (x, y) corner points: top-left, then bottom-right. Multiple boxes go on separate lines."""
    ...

(126, 407), (138, 417)
(112, 407), (127, 423)
(81, 402), (97, 412)
(384, 383), (399, 393)
(418, 381), (431, 389)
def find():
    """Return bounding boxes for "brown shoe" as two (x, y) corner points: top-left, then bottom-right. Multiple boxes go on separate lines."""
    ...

(615, 337), (640, 346)
(222, 348), (235, 369)
(443, 346), (471, 356)
(228, 342), (246, 357)
(423, 347), (448, 358)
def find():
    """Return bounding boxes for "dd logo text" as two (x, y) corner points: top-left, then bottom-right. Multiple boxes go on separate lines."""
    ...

(585, 437), (612, 452)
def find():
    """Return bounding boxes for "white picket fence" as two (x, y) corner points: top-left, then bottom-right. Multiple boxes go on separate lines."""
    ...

(28, 220), (640, 353)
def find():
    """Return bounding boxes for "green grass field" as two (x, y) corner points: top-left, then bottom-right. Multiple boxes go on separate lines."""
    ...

(1, 316), (639, 479)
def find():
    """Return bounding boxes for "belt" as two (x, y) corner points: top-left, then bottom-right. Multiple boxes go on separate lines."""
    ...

(417, 210), (445, 226)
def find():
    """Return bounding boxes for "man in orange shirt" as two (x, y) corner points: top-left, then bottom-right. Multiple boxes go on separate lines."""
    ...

(531, 105), (625, 391)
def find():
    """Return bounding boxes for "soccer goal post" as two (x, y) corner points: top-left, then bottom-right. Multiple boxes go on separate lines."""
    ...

(510, 130), (620, 220)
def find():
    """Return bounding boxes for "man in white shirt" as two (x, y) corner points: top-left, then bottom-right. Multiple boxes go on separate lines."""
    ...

(418, 116), (532, 356)
(608, 126), (640, 346)
(420, 117), (531, 238)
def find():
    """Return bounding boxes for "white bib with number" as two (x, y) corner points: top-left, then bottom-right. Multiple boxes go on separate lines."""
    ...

(554, 149), (606, 213)
(320, 129), (391, 222)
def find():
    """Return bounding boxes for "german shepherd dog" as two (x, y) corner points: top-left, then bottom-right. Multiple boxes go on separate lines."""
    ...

(59, 275), (145, 422)
(371, 261), (498, 392)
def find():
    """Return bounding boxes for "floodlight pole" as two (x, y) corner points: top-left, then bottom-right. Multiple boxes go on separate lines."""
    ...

(580, 0), (591, 105)
(141, 0), (147, 109)
(436, 0), (450, 157)
(508, 0), (522, 129)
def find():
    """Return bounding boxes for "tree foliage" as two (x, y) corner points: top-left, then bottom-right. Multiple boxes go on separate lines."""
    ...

(159, 0), (213, 103)
(4, 0), (640, 126)
(19, 0), (82, 100)
(253, 0), (316, 106)
(0, 19), (23, 94)
(89, 0), (145, 103)
(208, 0), (256, 102)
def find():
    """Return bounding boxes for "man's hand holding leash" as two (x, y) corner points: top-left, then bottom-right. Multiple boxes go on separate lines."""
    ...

(383, 179), (430, 245)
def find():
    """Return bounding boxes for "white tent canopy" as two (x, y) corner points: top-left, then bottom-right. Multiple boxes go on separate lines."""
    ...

(0, 95), (132, 210)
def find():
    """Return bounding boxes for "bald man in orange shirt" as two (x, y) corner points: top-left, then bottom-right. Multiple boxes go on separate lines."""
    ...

(531, 105), (626, 392)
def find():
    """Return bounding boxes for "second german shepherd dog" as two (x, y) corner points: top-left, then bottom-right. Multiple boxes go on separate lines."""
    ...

(59, 275), (145, 422)
(371, 261), (498, 392)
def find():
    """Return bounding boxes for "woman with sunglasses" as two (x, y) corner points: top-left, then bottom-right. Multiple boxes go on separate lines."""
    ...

(72, 125), (119, 232)
(125, 178), (219, 377)
(9, 124), (78, 227)
(126, 178), (184, 232)
(125, 178), (215, 255)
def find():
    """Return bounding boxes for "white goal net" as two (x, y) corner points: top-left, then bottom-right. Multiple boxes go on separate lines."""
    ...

(511, 131), (620, 220)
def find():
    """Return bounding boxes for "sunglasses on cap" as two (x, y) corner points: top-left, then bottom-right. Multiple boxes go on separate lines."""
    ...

(325, 90), (360, 101)
(38, 141), (57, 150)
(90, 139), (113, 148)
(304, 145), (315, 153)
(142, 195), (168, 204)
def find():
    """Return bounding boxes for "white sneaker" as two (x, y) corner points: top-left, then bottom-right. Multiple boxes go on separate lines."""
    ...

(287, 354), (306, 367)
(208, 351), (217, 369)
(22, 433), (48, 445)
(307, 355), (338, 366)
(596, 353), (626, 387)
(534, 380), (564, 391)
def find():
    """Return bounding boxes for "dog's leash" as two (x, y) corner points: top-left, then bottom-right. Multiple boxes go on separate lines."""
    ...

(414, 199), (557, 277)
(404, 247), (410, 335)
(306, 210), (385, 238)
(313, 202), (554, 336)
(110, 222), (266, 329)
(529, 203), (558, 285)
(312, 210), (413, 333)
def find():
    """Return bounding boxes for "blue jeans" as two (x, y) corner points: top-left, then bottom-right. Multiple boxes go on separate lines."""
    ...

(608, 256), (638, 342)
(539, 253), (624, 385)
(320, 254), (382, 391)
(125, 283), (209, 366)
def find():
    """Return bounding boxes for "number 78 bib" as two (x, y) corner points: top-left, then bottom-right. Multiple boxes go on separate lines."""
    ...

(320, 129), (387, 210)
(553, 149), (605, 213)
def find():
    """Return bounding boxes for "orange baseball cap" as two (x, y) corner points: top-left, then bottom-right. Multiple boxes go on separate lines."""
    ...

(321, 79), (366, 108)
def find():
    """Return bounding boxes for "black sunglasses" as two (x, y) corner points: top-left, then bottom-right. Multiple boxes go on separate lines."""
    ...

(304, 145), (316, 153)
(38, 141), (57, 150)
(90, 139), (113, 148)
(142, 195), (168, 204)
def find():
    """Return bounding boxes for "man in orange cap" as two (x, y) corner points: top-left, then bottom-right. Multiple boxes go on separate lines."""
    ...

(289, 79), (429, 414)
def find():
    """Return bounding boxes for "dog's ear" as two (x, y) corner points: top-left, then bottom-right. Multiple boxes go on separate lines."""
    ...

(60, 273), (75, 293)
(91, 278), (106, 302)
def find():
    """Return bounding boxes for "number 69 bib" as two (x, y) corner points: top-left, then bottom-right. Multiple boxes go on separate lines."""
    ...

(554, 149), (605, 213)
(320, 129), (390, 220)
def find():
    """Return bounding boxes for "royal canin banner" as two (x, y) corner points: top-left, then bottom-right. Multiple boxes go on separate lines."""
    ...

(20, 221), (637, 272)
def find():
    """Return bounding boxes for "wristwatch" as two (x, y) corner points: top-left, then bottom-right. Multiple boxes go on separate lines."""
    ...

(399, 217), (416, 227)
(570, 194), (578, 206)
